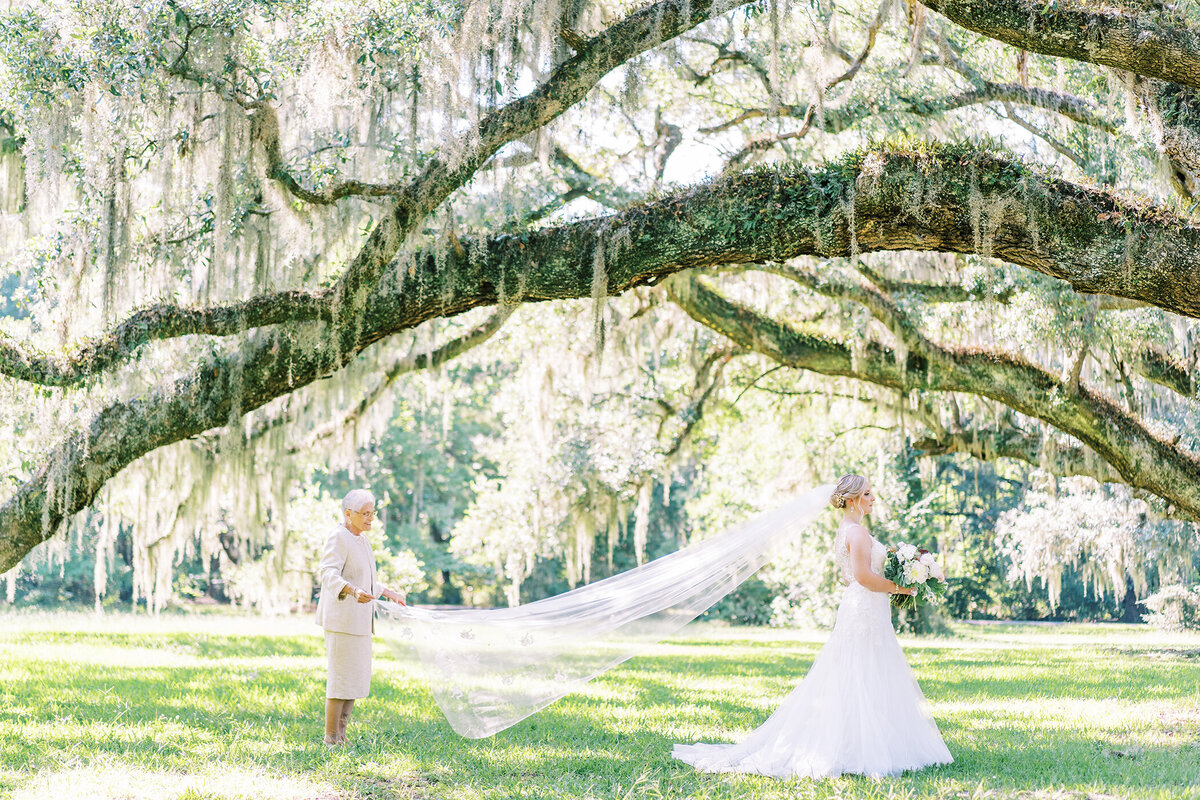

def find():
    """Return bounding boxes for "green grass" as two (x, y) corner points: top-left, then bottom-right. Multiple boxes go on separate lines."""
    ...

(1, 612), (1198, 799)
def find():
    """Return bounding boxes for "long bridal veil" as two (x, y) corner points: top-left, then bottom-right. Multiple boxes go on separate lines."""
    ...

(377, 483), (834, 738)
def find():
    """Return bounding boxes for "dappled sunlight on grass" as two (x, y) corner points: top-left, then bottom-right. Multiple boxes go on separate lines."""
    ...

(1, 611), (1198, 799)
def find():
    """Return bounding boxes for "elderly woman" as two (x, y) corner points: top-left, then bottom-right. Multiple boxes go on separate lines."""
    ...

(315, 488), (406, 746)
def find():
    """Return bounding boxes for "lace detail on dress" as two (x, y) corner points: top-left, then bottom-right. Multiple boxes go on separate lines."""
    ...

(834, 521), (886, 585)
(833, 527), (852, 583)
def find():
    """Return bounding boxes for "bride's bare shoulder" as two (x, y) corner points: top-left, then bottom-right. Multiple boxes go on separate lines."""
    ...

(843, 523), (871, 544)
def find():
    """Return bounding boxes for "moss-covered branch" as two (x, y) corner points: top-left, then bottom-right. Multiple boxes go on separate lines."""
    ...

(0, 292), (326, 386)
(175, 0), (754, 360)
(500, 144), (1200, 318)
(705, 80), (1119, 138)
(8, 142), (1200, 388)
(667, 274), (1200, 519)
(163, 5), (401, 206)
(910, 427), (1125, 483)
(1131, 346), (1196, 397)
(911, 424), (1192, 519)
(922, 0), (1200, 89)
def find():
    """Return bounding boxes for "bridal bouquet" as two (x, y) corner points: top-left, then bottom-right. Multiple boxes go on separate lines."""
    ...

(884, 543), (946, 610)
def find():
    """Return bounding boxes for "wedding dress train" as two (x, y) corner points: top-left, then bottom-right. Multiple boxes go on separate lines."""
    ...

(672, 521), (953, 779)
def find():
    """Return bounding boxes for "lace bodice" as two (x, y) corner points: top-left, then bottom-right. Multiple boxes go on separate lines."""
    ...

(834, 521), (886, 585)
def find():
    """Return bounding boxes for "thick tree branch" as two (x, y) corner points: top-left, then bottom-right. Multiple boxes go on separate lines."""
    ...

(521, 144), (1200, 319)
(1130, 347), (1196, 397)
(911, 426), (1125, 483)
(171, 0), (749, 314)
(910, 423), (1193, 519)
(667, 274), (1200, 519)
(0, 292), (326, 386)
(921, 0), (1200, 90)
(0, 294), (515, 572)
(7, 142), (1200, 388)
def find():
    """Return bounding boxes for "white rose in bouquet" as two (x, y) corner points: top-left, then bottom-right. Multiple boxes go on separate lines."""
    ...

(898, 543), (919, 561)
(912, 562), (930, 583)
(930, 563), (945, 581)
(919, 552), (936, 566)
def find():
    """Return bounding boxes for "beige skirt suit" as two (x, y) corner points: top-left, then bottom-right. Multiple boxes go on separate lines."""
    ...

(315, 524), (378, 699)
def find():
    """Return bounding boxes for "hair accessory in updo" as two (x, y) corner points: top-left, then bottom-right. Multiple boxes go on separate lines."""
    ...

(829, 474), (868, 510)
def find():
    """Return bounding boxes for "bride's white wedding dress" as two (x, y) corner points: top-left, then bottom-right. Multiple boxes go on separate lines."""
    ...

(672, 520), (953, 779)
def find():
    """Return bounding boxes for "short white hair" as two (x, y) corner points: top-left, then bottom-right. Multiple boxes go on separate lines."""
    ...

(342, 489), (375, 513)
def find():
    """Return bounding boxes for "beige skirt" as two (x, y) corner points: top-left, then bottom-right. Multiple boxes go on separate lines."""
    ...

(325, 631), (372, 699)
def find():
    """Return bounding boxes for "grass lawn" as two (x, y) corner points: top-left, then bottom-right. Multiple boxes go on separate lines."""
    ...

(1, 611), (1198, 799)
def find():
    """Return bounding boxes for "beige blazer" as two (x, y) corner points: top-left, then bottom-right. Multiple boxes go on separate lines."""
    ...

(315, 524), (378, 635)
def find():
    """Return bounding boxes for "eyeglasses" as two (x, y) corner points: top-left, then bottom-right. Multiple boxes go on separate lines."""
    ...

(353, 509), (376, 519)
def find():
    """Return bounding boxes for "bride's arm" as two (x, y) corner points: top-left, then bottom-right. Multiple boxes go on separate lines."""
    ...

(846, 526), (915, 596)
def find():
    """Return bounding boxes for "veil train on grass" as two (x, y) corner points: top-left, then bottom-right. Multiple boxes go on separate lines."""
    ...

(377, 484), (835, 738)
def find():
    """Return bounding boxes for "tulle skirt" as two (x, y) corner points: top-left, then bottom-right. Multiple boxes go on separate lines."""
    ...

(672, 585), (952, 779)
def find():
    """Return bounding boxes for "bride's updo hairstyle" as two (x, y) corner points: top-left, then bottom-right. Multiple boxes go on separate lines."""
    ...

(829, 474), (868, 510)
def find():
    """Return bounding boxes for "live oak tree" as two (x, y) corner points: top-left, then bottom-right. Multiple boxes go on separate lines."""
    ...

(1, 0), (1198, 608)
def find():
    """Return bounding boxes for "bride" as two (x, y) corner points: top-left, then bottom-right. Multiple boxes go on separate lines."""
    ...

(672, 473), (954, 779)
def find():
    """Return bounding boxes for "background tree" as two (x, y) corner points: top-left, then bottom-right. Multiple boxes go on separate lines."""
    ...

(1, 0), (1198, 621)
